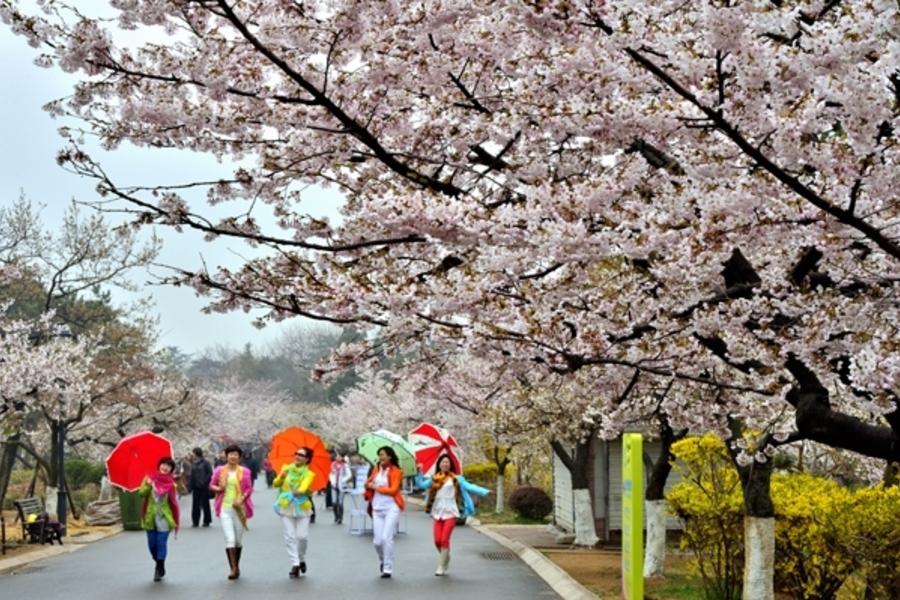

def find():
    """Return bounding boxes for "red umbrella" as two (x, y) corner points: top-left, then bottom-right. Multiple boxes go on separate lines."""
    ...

(409, 423), (462, 476)
(267, 426), (331, 492)
(105, 431), (174, 492)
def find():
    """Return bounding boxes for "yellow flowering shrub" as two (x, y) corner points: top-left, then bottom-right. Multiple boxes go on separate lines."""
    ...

(828, 485), (900, 598)
(770, 473), (853, 599)
(666, 435), (744, 600)
(462, 461), (517, 497)
(667, 435), (900, 600)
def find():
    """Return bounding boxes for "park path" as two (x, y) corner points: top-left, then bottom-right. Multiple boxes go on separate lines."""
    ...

(0, 481), (559, 600)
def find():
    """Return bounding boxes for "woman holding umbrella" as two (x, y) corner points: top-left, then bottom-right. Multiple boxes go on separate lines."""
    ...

(138, 457), (181, 582)
(272, 446), (316, 578)
(364, 446), (406, 578)
(415, 454), (490, 576)
(209, 444), (254, 580)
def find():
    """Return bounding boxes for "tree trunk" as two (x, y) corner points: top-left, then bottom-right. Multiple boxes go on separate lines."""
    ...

(495, 468), (505, 513)
(644, 419), (683, 577)
(0, 433), (22, 509)
(644, 500), (667, 577)
(48, 421), (61, 487)
(744, 516), (775, 600)
(738, 457), (775, 600)
(551, 438), (598, 546)
(493, 447), (510, 513)
(883, 461), (899, 487)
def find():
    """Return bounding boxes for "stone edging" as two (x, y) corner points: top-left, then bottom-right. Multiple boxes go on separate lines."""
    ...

(471, 523), (599, 600)
(0, 527), (123, 576)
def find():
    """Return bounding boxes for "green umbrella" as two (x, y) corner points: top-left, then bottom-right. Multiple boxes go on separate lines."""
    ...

(355, 429), (417, 476)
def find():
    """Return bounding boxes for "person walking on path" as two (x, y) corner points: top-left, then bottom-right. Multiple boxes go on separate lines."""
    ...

(138, 457), (181, 582)
(324, 449), (335, 510)
(177, 453), (192, 497)
(364, 446), (405, 578)
(209, 444), (254, 580)
(415, 454), (490, 576)
(189, 447), (213, 527)
(350, 453), (369, 491)
(329, 454), (352, 525)
(273, 446), (316, 579)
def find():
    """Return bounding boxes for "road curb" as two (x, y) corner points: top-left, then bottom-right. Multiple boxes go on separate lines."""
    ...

(0, 526), (123, 575)
(471, 523), (599, 600)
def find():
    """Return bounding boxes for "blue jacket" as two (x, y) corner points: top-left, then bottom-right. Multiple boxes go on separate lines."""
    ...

(414, 472), (489, 517)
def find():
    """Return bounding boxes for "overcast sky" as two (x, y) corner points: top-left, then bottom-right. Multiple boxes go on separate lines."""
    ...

(0, 12), (344, 355)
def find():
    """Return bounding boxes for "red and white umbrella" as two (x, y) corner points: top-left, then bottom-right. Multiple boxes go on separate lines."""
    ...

(409, 423), (462, 476)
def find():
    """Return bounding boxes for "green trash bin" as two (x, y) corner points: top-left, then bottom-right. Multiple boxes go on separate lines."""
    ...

(118, 489), (143, 531)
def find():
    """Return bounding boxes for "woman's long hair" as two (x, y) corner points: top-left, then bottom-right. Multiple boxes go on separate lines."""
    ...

(377, 445), (400, 468)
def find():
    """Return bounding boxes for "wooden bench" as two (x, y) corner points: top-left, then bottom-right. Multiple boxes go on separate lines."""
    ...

(13, 497), (64, 545)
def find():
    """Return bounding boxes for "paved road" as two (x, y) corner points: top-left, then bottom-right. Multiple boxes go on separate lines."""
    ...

(0, 483), (559, 600)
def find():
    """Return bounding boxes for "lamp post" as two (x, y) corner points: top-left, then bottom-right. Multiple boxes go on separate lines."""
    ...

(56, 411), (66, 529)
(55, 324), (72, 530)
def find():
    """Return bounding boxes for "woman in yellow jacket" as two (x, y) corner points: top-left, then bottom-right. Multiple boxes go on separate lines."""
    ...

(273, 446), (316, 579)
(364, 446), (405, 578)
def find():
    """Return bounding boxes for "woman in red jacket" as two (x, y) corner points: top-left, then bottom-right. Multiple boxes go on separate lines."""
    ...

(364, 446), (405, 578)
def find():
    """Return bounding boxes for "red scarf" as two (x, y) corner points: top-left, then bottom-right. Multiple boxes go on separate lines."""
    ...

(149, 472), (176, 496)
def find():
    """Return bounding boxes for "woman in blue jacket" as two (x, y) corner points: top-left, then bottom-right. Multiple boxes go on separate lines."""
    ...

(414, 454), (489, 576)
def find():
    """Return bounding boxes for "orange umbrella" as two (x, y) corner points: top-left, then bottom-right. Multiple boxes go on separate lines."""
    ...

(267, 427), (330, 492)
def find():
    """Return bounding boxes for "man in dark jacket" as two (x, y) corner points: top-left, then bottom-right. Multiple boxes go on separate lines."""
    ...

(189, 447), (213, 527)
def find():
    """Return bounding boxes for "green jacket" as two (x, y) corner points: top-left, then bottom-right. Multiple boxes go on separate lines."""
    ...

(138, 481), (179, 531)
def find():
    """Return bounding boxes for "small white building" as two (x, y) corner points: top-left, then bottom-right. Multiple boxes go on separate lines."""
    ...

(552, 436), (683, 541)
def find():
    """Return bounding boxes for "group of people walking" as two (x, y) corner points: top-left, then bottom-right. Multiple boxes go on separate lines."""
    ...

(138, 443), (489, 582)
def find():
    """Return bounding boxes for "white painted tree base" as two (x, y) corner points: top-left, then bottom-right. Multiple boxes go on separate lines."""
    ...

(572, 488), (599, 546)
(743, 516), (775, 600)
(45, 486), (59, 518)
(643, 499), (667, 577)
(495, 474), (505, 513)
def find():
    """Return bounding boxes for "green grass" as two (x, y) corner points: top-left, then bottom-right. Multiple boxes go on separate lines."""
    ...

(650, 573), (707, 600)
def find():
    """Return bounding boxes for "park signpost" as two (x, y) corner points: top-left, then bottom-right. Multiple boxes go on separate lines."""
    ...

(622, 433), (643, 599)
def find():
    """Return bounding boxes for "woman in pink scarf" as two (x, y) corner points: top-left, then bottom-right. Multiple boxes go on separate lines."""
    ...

(138, 457), (181, 582)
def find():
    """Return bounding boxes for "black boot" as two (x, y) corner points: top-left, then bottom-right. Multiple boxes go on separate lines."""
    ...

(234, 546), (242, 579)
(156, 559), (166, 579)
(153, 559), (162, 582)
(226, 548), (238, 580)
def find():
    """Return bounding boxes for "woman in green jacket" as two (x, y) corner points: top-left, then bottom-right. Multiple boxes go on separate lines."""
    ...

(273, 446), (316, 578)
(139, 457), (181, 582)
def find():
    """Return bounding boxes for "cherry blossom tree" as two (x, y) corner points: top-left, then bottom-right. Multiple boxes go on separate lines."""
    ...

(177, 377), (298, 451)
(3, 2), (898, 595)
(0, 297), (95, 508)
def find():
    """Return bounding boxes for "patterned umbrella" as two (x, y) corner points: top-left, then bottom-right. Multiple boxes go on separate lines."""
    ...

(355, 430), (417, 476)
(267, 426), (331, 492)
(105, 431), (174, 492)
(409, 422), (462, 476)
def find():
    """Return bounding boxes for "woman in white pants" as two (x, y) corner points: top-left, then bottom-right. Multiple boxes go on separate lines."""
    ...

(273, 446), (316, 579)
(364, 446), (405, 578)
(209, 444), (254, 580)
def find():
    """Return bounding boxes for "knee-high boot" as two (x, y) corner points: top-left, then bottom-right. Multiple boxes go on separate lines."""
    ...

(435, 548), (450, 575)
(226, 548), (238, 580)
(235, 546), (242, 578)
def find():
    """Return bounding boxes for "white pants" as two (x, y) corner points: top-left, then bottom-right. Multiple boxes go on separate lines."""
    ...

(372, 506), (401, 574)
(220, 507), (245, 548)
(281, 514), (310, 567)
